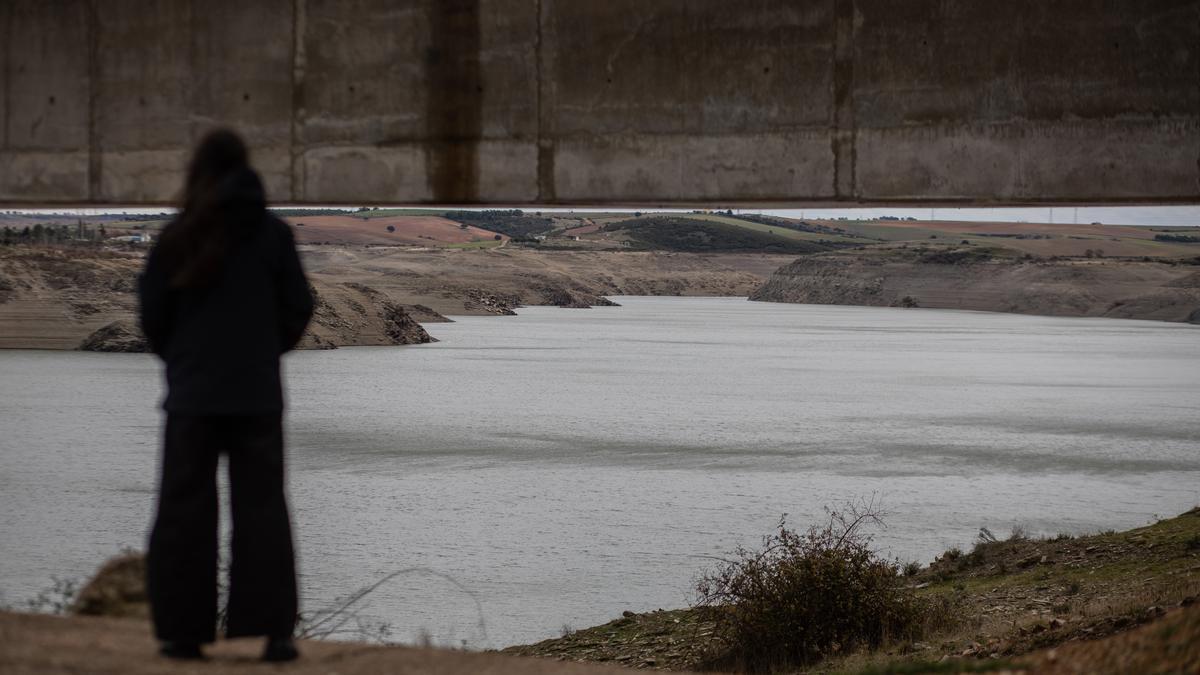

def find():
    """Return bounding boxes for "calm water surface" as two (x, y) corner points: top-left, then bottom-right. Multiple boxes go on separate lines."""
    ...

(2, 297), (1198, 646)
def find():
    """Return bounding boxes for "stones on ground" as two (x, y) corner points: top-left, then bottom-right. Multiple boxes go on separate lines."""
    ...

(381, 303), (434, 345)
(535, 285), (618, 309)
(78, 320), (149, 352)
(305, 282), (435, 345)
(463, 288), (518, 314)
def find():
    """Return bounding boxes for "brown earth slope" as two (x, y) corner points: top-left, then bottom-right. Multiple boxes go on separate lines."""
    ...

(0, 247), (438, 351)
(0, 246), (793, 350)
(297, 247), (792, 317)
(750, 247), (1200, 324)
(0, 248), (142, 349)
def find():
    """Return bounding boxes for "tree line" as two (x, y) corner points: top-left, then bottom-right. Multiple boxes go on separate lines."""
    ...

(1154, 233), (1200, 243)
(2, 222), (108, 246)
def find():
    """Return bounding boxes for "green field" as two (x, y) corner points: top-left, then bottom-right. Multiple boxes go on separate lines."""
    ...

(603, 216), (831, 254)
(443, 239), (505, 250)
(619, 213), (873, 244)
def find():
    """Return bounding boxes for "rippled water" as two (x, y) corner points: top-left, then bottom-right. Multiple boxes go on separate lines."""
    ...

(2, 297), (1198, 647)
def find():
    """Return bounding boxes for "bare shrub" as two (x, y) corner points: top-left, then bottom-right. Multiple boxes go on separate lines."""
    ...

(695, 500), (941, 672)
(24, 576), (80, 615)
(296, 567), (488, 646)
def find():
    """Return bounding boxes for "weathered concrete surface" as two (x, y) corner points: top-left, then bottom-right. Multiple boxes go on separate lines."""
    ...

(0, 0), (1197, 205)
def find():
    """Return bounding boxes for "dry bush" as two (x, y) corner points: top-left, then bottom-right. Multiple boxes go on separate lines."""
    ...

(71, 552), (147, 618)
(696, 501), (940, 672)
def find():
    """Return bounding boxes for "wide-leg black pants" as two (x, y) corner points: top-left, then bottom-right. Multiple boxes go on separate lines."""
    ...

(147, 413), (298, 642)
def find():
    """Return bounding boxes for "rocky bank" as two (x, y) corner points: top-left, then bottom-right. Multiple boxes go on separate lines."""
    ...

(79, 321), (150, 352)
(508, 509), (1200, 673)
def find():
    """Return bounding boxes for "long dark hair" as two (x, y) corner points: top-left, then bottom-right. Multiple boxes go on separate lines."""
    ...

(158, 129), (264, 289)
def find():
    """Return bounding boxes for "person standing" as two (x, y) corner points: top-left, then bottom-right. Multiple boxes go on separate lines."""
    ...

(139, 129), (314, 662)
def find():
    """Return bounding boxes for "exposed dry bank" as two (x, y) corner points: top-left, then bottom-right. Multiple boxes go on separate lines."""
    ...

(751, 246), (1200, 324)
(0, 246), (794, 351)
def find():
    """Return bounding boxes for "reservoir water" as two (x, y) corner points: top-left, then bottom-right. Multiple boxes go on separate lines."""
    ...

(2, 297), (1198, 647)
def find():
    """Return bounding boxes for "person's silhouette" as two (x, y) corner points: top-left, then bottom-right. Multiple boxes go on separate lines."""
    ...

(138, 129), (314, 662)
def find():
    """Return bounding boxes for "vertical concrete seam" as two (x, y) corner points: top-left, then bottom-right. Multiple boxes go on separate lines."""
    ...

(831, 0), (856, 201)
(86, 0), (101, 202)
(535, 0), (555, 203)
(290, 0), (307, 203)
(425, 0), (482, 203)
(828, 0), (839, 198)
(535, 0), (543, 201)
(2, 1), (11, 148)
(187, 0), (198, 145)
(849, 0), (857, 199)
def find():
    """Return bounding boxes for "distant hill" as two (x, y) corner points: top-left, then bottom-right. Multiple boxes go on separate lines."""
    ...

(603, 216), (831, 254)
(442, 210), (556, 238)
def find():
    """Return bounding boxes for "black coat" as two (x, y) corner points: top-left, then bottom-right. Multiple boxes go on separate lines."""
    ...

(138, 172), (314, 414)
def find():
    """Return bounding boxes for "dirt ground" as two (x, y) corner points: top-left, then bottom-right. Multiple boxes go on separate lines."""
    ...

(0, 612), (672, 675)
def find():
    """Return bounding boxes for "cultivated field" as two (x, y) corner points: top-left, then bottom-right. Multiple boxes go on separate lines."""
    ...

(285, 214), (505, 247)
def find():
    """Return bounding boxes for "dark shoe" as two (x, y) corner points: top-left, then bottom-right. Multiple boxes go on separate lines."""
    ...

(159, 641), (204, 660)
(262, 637), (299, 662)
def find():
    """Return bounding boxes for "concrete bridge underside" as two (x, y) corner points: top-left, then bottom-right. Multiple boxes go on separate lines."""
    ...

(0, 0), (1198, 206)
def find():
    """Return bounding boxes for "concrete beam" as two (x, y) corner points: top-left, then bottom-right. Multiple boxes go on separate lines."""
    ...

(0, 0), (1197, 205)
